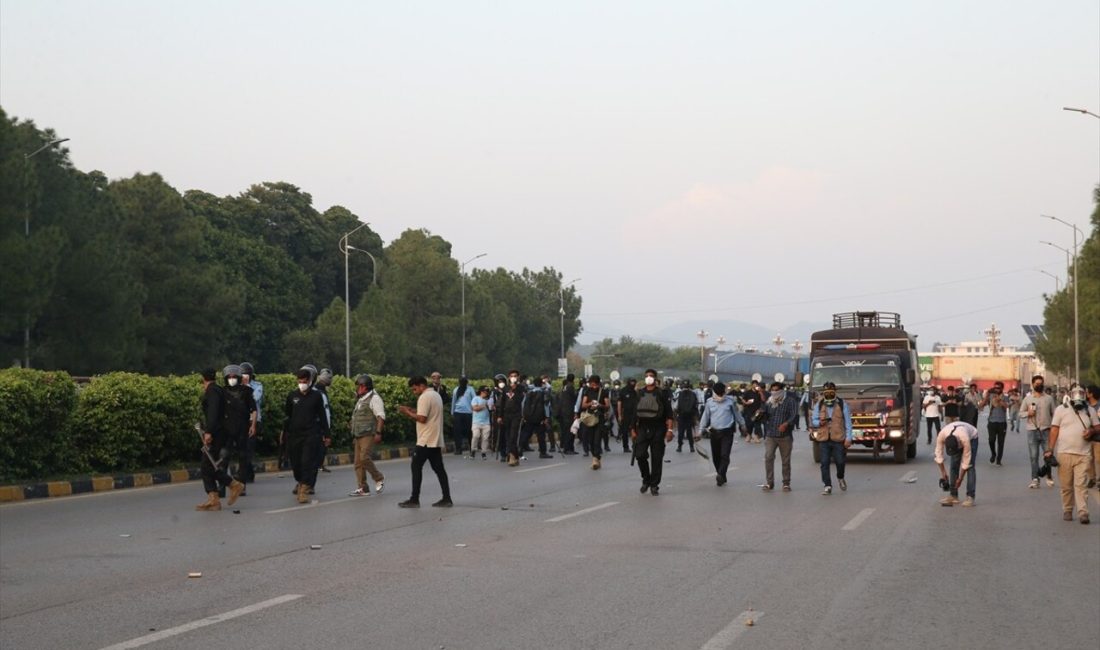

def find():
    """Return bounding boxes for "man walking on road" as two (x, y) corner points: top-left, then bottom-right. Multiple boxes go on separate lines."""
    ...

(980, 381), (1009, 466)
(1046, 386), (1099, 524)
(675, 380), (699, 453)
(761, 381), (800, 492)
(812, 382), (852, 495)
(348, 374), (385, 497)
(935, 421), (978, 507)
(196, 368), (244, 511)
(398, 376), (452, 508)
(1021, 375), (1056, 489)
(617, 378), (638, 454)
(922, 388), (942, 445)
(284, 368), (330, 504)
(698, 382), (744, 487)
(631, 369), (674, 494)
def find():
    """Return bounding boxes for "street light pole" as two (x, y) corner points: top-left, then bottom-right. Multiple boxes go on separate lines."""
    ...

(1063, 106), (1100, 119)
(1041, 215), (1083, 382)
(340, 222), (369, 377)
(1038, 269), (1060, 293)
(696, 330), (708, 380)
(460, 253), (487, 377)
(22, 137), (70, 368)
(559, 278), (581, 367)
(345, 246), (378, 286)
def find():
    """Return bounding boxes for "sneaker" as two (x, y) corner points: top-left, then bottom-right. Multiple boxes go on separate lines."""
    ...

(961, 497), (974, 507)
(375, 481), (384, 494)
(821, 486), (832, 495)
(838, 478), (847, 491)
(348, 488), (368, 497)
(432, 498), (454, 508)
(1046, 478), (1055, 487)
(640, 482), (650, 493)
(397, 499), (420, 508)
(761, 484), (773, 492)
(1028, 479), (1039, 489)
(940, 495), (959, 506)
(1063, 511), (1073, 521)
(782, 483), (791, 492)
(676, 447), (683, 453)
(990, 455), (996, 464)
(320, 466), (331, 473)
(650, 486), (659, 496)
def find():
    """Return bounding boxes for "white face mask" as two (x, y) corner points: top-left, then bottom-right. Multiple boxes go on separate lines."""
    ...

(509, 376), (518, 385)
(644, 376), (655, 386)
(298, 382), (310, 393)
(498, 382), (505, 389)
(227, 378), (238, 387)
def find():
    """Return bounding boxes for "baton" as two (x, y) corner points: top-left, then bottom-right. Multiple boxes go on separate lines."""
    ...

(194, 423), (223, 468)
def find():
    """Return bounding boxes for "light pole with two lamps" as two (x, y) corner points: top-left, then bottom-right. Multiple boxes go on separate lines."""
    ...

(22, 137), (70, 368)
(559, 278), (581, 376)
(339, 223), (370, 378)
(460, 253), (487, 377)
(1040, 214), (1083, 382)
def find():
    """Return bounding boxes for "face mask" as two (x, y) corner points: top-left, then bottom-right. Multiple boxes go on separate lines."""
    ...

(498, 382), (505, 389)
(1034, 383), (1044, 392)
(228, 378), (238, 387)
(509, 377), (518, 385)
(644, 376), (655, 386)
(298, 382), (310, 393)
(823, 391), (836, 402)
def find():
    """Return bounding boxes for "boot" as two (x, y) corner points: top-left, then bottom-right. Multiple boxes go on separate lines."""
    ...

(296, 483), (310, 504)
(507, 453), (519, 467)
(228, 480), (245, 506)
(195, 492), (221, 511)
(591, 457), (601, 470)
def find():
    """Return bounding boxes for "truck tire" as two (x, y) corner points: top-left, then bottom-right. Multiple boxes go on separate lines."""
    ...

(893, 441), (907, 464)
(907, 440), (917, 459)
(812, 441), (821, 463)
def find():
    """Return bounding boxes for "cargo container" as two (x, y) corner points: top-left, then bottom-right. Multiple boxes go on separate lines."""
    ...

(931, 356), (1022, 392)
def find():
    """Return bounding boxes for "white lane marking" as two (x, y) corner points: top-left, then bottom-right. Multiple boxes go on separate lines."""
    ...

(265, 497), (358, 514)
(899, 470), (918, 483)
(700, 610), (765, 649)
(545, 501), (619, 523)
(99, 594), (303, 649)
(514, 462), (566, 473)
(842, 508), (876, 531)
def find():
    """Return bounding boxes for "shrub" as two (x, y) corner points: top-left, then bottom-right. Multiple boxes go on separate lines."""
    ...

(0, 368), (78, 480)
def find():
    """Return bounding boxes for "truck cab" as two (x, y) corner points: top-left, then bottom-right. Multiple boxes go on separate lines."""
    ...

(808, 312), (920, 464)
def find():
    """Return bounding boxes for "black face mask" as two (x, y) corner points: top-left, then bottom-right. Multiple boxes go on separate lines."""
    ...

(1034, 384), (1044, 392)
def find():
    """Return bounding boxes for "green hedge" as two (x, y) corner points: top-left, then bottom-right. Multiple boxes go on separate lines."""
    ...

(0, 368), (493, 481)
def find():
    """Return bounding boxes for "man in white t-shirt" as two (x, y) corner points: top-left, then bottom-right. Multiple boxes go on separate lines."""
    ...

(1046, 387), (1099, 524)
(922, 389), (943, 445)
(397, 376), (452, 508)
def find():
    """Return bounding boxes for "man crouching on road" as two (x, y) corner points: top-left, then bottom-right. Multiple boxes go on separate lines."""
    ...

(935, 421), (978, 507)
(397, 376), (453, 508)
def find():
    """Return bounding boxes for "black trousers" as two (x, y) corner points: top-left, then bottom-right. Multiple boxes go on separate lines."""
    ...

(502, 416), (522, 458)
(634, 420), (666, 486)
(288, 434), (319, 488)
(677, 413), (696, 449)
(987, 421), (1007, 463)
(580, 421), (602, 458)
(620, 415), (636, 450)
(925, 417), (941, 443)
(410, 446), (450, 501)
(558, 416), (575, 452)
(452, 412), (472, 454)
(226, 429), (254, 483)
(200, 441), (233, 493)
(710, 427), (734, 479)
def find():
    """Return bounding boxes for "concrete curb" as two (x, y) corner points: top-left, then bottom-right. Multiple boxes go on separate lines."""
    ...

(0, 444), (426, 503)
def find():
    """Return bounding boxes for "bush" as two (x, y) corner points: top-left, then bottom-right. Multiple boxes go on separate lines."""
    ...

(0, 368), (78, 480)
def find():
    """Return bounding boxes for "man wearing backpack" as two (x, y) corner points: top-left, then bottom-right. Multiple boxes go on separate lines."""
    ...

(935, 421), (978, 507)
(522, 377), (552, 459)
(675, 380), (699, 453)
(632, 369), (675, 494)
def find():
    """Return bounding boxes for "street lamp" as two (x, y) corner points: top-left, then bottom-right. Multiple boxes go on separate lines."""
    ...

(1038, 269), (1060, 293)
(460, 253), (487, 377)
(1040, 215), (1084, 382)
(772, 333), (785, 356)
(22, 137), (70, 368)
(339, 222), (370, 377)
(696, 330), (708, 379)
(345, 246), (378, 286)
(1063, 106), (1100, 119)
(559, 278), (581, 372)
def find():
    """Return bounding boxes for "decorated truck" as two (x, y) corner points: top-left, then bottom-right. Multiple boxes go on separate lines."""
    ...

(807, 312), (920, 464)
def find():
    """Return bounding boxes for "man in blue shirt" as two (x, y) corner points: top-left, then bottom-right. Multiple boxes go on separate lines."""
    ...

(699, 382), (746, 486)
(811, 381), (853, 495)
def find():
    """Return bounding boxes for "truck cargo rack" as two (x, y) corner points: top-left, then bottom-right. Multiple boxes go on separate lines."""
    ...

(832, 311), (903, 330)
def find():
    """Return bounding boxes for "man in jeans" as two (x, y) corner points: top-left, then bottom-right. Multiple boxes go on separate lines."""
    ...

(812, 382), (852, 495)
(935, 421), (978, 507)
(980, 381), (1009, 466)
(1047, 387), (1099, 524)
(348, 374), (385, 497)
(761, 381), (800, 492)
(1020, 374), (1056, 489)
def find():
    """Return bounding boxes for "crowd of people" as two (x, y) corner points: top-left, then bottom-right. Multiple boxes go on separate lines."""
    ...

(194, 366), (1100, 525)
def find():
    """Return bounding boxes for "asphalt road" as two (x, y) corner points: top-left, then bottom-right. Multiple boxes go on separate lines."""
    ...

(2, 421), (1098, 650)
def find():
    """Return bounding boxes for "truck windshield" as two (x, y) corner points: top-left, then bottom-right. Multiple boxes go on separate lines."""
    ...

(812, 365), (900, 389)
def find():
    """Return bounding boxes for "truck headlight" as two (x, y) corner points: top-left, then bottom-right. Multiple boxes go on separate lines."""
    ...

(889, 430), (903, 439)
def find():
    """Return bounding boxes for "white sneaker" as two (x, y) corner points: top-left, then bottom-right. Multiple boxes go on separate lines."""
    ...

(348, 488), (368, 497)
(1045, 478), (1055, 487)
(821, 486), (832, 495)
(1028, 479), (1039, 489)
(375, 481), (384, 494)
(961, 497), (974, 507)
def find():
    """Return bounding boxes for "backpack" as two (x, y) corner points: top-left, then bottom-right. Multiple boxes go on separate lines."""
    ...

(637, 390), (662, 420)
(944, 426), (961, 456)
(677, 390), (697, 415)
(523, 389), (545, 422)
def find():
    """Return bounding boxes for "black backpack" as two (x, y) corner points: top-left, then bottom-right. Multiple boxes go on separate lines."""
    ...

(677, 389), (697, 415)
(523, 389), (545, 421)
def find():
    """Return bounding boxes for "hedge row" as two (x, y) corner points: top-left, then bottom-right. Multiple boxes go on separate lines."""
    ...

(0, 368), (490, 482)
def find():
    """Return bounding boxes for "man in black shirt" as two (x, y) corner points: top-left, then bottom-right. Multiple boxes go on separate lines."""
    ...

(196, 368), (244, 511)
(284, 368), (330, 503)
(617, 378), (638, 453)
(222, 364), (257, 492)
(632, 369), (675, 494)
(556, 374), (578, 454)
(942, 386), (961, 424)
(496, 370), (525, 466)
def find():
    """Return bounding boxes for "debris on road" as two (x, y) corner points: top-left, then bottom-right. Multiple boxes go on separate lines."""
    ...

(455, 543), (467, 548)
(310, 544), (322, 550)
(188, 572), (202, 578)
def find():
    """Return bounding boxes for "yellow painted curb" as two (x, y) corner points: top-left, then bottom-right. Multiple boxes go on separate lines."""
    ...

(0, 486), (24, 502)
(169, 470), (189, 483)
(133, 473), (153, 488)
(92, 476), (114, 492)
(47, 481), (72, 497)
(398, 447), (409, 459)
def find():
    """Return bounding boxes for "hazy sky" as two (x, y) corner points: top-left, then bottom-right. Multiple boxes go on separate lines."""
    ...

(3, 1), (1097, 350)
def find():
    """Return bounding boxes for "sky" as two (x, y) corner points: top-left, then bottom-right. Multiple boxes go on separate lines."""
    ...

(2, 0), (1097, 351)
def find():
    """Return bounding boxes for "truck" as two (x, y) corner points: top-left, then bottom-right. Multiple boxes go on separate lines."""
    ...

(807, 312), (920, 464)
